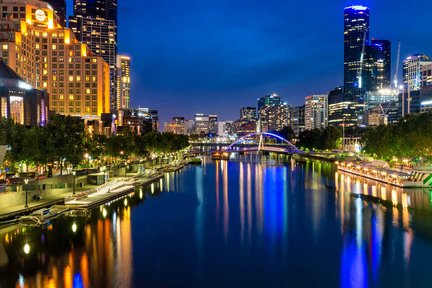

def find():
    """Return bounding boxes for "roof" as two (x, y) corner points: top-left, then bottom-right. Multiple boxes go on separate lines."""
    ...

(0, 59), (24, 81)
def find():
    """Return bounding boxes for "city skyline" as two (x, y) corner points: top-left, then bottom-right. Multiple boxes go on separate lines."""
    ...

(74, 0), (432, 121)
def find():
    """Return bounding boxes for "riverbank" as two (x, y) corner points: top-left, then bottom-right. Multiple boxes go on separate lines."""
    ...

(0, 160), (192, 223)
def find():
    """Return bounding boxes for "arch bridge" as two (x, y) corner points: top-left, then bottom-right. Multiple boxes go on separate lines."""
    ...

(225, 132), (303, 154)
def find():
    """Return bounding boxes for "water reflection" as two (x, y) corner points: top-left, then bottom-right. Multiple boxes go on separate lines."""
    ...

(1, 159), (432, 287)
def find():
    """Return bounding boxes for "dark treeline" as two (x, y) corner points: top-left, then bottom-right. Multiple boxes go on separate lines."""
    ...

(0, 114), (189, 172)
(361, 112), (432, 161)
(273, 126), (342, 151)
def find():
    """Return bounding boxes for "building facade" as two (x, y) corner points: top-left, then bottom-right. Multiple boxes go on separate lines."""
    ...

(304, 95), (328, 130)
(328, 87), (357, 128)
(164, 117), (186, 135)
(240, 106), (256, 120)
(0, 60), (49, 126)
(0, 1), (111, 119)
(403, 54), (432, 91)
(291, 105), (305, 136)
(116, 54), (130, 109)
(69, 0), (118, 111)
(344, 5), (370, 92)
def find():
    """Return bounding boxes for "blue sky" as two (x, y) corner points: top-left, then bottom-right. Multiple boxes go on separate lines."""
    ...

(69, 0), (432, 121)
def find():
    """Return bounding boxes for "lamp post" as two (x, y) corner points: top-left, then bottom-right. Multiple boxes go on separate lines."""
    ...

(24, 178), (29, 208)
(72, 171), (76, 195)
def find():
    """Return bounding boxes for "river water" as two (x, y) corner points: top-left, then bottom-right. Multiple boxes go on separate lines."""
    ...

(1, 156), (432, 287)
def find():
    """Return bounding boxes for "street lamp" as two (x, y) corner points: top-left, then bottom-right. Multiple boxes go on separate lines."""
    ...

(24, 178), (29, 208)
(72, 171), (76, 195)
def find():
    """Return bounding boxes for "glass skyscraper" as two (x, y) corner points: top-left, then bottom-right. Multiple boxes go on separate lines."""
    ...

(344, 5), (370, 92)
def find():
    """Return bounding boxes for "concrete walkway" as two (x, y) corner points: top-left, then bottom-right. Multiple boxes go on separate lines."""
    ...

(0, 183), (98, 222)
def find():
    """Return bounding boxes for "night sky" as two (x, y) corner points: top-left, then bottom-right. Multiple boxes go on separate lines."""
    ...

(70, 0), (432, 122)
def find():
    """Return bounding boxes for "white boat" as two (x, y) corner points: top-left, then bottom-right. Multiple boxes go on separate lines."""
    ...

(19, 206), (69, 227)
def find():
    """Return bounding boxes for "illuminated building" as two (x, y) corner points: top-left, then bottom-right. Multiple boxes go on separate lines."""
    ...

(117, 108), (159, 134)
(240, 106), (256, 120)
(0, 2), (110, 119)
(194, 113), (210, 135)
(291, 105), (305, 136)
(422, 63), (432, 87)
(258, 93), (281, 112)
(116, 55), (130, 109)
(69, 0), (118, 111)
(217, 121), (233, 137)
(41, 0), (66, 26)
(304, 95), (328, 130)
(362, 40), (392, 92)
(419, 86), (432, 113)
(164, 117), (186, 135)
(344, 5), (370, 93)
(403, 54), (432, 91)
(209, 114), (218, 134)
(0, 59), (48, 125)
(328, 87), (357, 128)
(366, 101), (398, 126)
(233, 118), (257, 137)
(257, 94), (290, 132)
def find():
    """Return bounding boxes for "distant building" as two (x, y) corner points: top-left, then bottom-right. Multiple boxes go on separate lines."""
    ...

(291, 105), (305, 136)
(164, 117), (186, 135)
(257, 94), (290, 132)
(117, 108), (159, 134)
(257, 93), (282, 113)
(366, 39), (391, 91)
(209, 114), (218, 135)
(233, 118), (257, 137)
(116, 55), (131, 109)
(194, 113), (209, 135)
(403, 54), (432, 91)
(0, 60), (49, 126)
(217, 121), (233, 137)
(328, 87), (355, 128)
(366, 101), (398, 126)
(365, 89), (398, 109)
(240, 106), (256, 120)
(304, 95), (328, 130)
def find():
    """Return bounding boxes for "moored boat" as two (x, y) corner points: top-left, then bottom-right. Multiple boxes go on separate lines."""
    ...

(336, 160), (432, 188)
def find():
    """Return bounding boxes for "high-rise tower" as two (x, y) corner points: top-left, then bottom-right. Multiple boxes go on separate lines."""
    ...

(116, 55), (131, 109)
(344, 5), (370, 92)
(69, 0), (118, 112)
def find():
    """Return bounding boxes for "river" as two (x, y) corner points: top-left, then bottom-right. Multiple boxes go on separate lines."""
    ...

(1, 156), (432, 287)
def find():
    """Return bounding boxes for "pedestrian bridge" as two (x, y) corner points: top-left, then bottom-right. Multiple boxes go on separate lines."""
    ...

(224, 132), (304, 154)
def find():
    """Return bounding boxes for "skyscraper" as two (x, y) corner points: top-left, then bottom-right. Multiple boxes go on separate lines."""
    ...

(370, 39), (391, 90)
(403, 54), (432, 91)
(0, 2), (111, 119)
(41, 0), (66, 26)
(70, 0), (118, 111)
(344, 5), (370, 92)
(116, 55), (131, 109)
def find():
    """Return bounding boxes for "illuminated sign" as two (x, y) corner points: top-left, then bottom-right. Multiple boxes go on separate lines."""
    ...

(35, 9), (46, 22)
